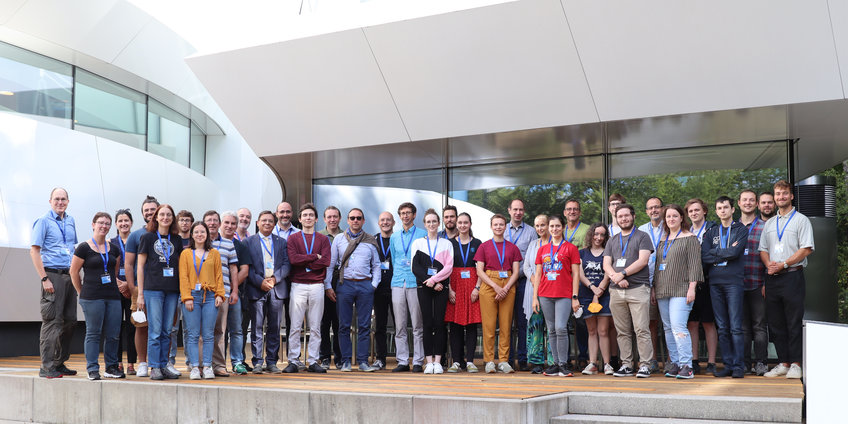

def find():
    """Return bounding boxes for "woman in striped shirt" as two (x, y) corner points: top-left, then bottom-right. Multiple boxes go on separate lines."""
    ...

(653, 204), (704, 380)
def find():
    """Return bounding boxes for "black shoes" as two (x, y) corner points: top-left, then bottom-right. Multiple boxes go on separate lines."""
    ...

(282, 363), (299, 373)
(307, 363), (327, 373)
(713, 367), (733, 378)
(531, 365), (543, 374)
(104, 365), (126, 379)
(392, 364), (410, 373)
(518, 361), (531, 372)
(412, 364), (424, 373)
(88, 371), (101, 380)
(543, 364), (560, 376)
(57, 364), (77, 376)
(39, 368), (63, 379)
(731, 368), (745, 378)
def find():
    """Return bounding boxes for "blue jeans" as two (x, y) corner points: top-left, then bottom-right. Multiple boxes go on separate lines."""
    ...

(657, 297), (694, 367)
(144, 290), (180, 368)
(337, 279), (374, 364)
(228, 297), (244, 365)
(169, 307), (187, 365)
(79, 298), (122, 372)
(183, 290), (217, 367)
(711, 283), (745, 371)
(509, 277), (528, 363)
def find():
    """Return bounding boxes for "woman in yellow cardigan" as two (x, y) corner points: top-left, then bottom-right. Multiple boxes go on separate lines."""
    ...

(179, 221), (225, 380)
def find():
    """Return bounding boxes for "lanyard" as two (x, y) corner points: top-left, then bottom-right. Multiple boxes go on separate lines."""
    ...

(156, 232), (172, 267)
(301, 231), (315, 255)
(193, 249), (208, 279)
(747, 217), (759, 236)
(275, 226), (294, 238)
(661, 229), (682, 261)
(213, 235), (221, 251)
(648, 224), (662, 250)
(91, 238), (109, 275)
(719, 225), (730, 249)
(378, 235), (390, 259)
(619, 231), (634, 257)
(54, 216), (68, 244)
(234, 232), (242, 242)
(401, 226), (416, 256)
(458, 239), (472, 266)
(261, 235), (274, 261)
(508, 225), (524, 245)
(549, 237), (565, 262)
(117, 236), (126, 266)
(776, 210), (797, 242)
(693, 223), (706, 240)
(564, 222), (581, 244)
(426, 236), (438, 268)
(492, 240), (507, 270)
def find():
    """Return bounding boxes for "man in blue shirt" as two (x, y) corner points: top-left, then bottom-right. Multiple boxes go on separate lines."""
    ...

(389, 202), (427, 372)
(30, 188), (78, 379)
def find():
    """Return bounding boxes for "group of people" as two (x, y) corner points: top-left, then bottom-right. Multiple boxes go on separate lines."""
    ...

(30, 180), (812, 382)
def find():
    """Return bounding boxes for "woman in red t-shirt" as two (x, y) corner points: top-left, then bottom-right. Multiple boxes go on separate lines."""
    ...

(533, 215), (580, 377)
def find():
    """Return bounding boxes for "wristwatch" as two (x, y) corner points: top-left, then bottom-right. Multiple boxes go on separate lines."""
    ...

(41, 276), (49, 283)
(621, 269), (628, 277)
(572, 295), (578, 300)
(783, 262), (789, 269)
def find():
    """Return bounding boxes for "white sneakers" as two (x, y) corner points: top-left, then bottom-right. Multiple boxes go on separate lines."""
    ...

(189, 367), (201, 380)
(786, 363), (803, 379)
(433, 363), (444, 374)
(166, 363), (182, 376)
(467, 362), (479, 373)
(764, 363), (789, 378)
(485, 362), (496, 373)
(497, 362), (515, 374)
(582, 363), (598, 375)
(424, 363), (435, 374)
(202, 366), (215, 379)
(603, 363), (615, 375)
(136, 362), (149, 377)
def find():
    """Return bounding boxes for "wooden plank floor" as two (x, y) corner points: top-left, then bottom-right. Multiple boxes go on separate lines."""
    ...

(0, 353), (803, 400)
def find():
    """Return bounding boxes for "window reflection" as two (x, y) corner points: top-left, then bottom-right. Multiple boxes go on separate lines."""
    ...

(74, 69), (146, 149)
(148, 99), (190, 166)
(0, 42), (72, 127)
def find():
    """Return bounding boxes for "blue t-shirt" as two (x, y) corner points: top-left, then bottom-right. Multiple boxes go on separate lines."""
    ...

(125, 227), (149, 279)
(31, 210), (77, 269)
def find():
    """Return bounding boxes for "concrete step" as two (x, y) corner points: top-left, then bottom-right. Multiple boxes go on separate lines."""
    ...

(552, 414), (797, 424)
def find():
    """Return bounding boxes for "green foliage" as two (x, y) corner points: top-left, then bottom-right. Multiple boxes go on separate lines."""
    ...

(821, 163), (848, 323)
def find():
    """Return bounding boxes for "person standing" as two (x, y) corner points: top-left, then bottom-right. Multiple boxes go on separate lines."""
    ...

(373, 211), (395, 370)
(222, 211), (250, 375)
(701, 197), (748, 378)
(438, 205), (459, 240)
(637, 197), (664, 374)
(30, 188), (78, 379)
(124, 195), (160, 378)
(475, 214), (523, 374)
(608, 194), (626, 236)
(235, 207), (253, 371)
(446, 212), (482, 373)
(506, 199), (537, 371)
(177, 211), (194, 248)
(169, 210), (194, 373)
(179, 222), (225, 380)
(577, 223), (614, 376)
(285, 203), (332, 373)
(685, 198), (718, 375)
(760, 180), (814, 379)
(390, 202), (427, 372)
(523, 214), (552, 374)
(564, 199), (590, 369)
(319, 205), (343, 369)
(112, 209), (137, 375)
(604, 204), (654, 378)
(235, 208), (252, 242)
(738, 190), (768, 375)
(327, 208), (381, 372)
(204, 211), (240, 377)
(70, 212), (126, 380)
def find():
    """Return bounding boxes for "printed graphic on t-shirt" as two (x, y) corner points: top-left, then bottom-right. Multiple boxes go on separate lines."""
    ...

(584, 260), (602, 274)
(153, 239), (175, 263)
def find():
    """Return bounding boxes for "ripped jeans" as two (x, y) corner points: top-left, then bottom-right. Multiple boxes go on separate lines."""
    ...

(657, 297), (694, 367)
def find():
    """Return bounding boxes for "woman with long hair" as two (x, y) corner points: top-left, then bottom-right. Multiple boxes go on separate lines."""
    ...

(577, 223), (613, 375)
(522, 214), (553, 374)
(445, 212), (482, 373)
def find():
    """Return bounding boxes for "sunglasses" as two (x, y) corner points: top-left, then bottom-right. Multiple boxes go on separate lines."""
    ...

(348, 216), (364, 221)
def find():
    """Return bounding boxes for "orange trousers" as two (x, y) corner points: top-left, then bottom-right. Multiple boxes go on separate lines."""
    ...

(478, 270), (515, 363)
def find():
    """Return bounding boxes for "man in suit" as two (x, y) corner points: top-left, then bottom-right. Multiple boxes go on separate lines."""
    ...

(245, 210), (291, 374)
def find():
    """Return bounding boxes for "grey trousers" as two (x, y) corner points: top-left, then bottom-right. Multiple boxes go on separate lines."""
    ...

(40, 271), (77, 371)
(392, 287), (424, 366)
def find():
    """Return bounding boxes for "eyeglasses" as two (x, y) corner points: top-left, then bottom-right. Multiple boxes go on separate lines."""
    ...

(348, 216), (364, 221)
(564, 208), (580, 212)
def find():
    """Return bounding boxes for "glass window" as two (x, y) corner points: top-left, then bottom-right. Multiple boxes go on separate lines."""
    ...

(74, 69), (146, 148)
(190, 122), (206, 175)
(0, 41), (72, 127)
(148, 99), (190, 167)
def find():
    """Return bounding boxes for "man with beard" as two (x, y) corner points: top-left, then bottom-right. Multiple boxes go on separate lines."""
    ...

(318, 206), (343, 369)
(125, 195), (161, 378)
(738, 190), (768, 375)
(438, 205), (458, 239)
(506, 199), (537, 371)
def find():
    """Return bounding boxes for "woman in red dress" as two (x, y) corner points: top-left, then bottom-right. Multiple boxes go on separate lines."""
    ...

(445, 213), (482, 372)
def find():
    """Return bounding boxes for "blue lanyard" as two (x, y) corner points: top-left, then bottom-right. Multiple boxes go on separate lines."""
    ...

(261, 235), (274, 261)
(508, 225), (524, 245)
(378, 235), (390, 259)
(693, 223), (706, 240)
(661, 229), (682, 261)
(719, 225), (730, 249)
(193, 249), (208, 279)
(301, 231), (315, 255)
(564, 222), (581, 244)
(275, 226), (293, 238)
(619, 231), (634, 257)
(648, 225), (662, 249)
(401, 226), (416, 256)
(426, 236), (438, 268)
(156, 232), (172, 267)
(234, 232), (242, 242)
(91, 238), (109, 275)
(492, 240), (507, 270)
(776, 210), (797, 242)
(117, 236), (126, 266)
(458, 239), (472, 267)
(549, 237), (565, 262)
(54, 216), (67, 244)
(213, 235), (221, 251)
(747, 217), (759, 236)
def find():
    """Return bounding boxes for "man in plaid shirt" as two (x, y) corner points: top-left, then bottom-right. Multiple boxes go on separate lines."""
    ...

(738, 190), (773, 376)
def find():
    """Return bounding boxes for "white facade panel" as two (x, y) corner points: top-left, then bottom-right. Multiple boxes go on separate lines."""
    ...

(829, 0), (848, 98)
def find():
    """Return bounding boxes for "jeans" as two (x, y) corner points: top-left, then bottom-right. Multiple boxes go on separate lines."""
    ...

(183, 290), (217, 367)
(227, 297), (244, 365)
(79, 298), (122, 372)
(168, 307), (186, 365)
(539, 297), (571, 365)
(337, 279), (374, 364)
(742, 287), (768, 365)
(657, 297), (694, 367)
(509, 277), (528, 363)
(710, 283), (745, 372)
(144, 290), (180, 368)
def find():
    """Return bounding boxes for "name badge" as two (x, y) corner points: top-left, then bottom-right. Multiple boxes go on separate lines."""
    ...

(119, 268), (126, 277)
(427, 268), (437, 276)
(403, 259), (411, 267)
(195, 283), (201, 291)
(265, 259), (274, 270)
(381, 261), (390, 270)
(775, 243), (784, 253)
(546, 272), (557, 281)
(498, 271), (509, 278)
(64, 247), (71, 255)
(305, 268), (311, 273)
(100, 274), (112, 284)
(658, 263), (666, 271)
(716, 261), (727, 267)
(615, 258), (627, 268)
(744, 248), (749, 256)
(163, 267), (174, 277)
(460, 270), (471, 279)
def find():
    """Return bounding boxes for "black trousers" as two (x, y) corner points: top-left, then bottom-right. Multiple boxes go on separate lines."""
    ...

(765, 270), (805, 364)
(320, 295), (341, 364)
(742, 287), (768, 365)
(418, 286), (448, 357)
(117, 295), (137, 364)
(373, 286), (393, 362)
(450, 322), (478, 365)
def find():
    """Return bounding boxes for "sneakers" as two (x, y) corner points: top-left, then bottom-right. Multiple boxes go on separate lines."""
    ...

(485, 362), (496, 374)
(57, 364), (77, 376)
(392, 364), (410, 372)
(136, 362), (149, 377)
(558, 364), (574, 377)
(213, 367), (230, 377)
(165, 363), (182, 376)
(676, 365), (694, 379)
(150, 368), (164, 381)
(636, 365), (651, 378)
(518, 361), (531, 372)
(424, 363), (435, 374)
(498, 362), (515, 373)
(295, 360), (307, 371)
(754, 362), (768, 376)
(613, 366), (634, 377)
(531, 365), (543, 374)
(252, 364), (265, 374)
(233, 363), (248, 375)
(466, 362), (479, 373)
(104, 365), (126, 379)
(714, 367), (733, 378)
(648, 359), (660, 374)
(359, 362), (377, 372)
(705, 363), (717, 375)
(340, 361), (352, 372)
(202, 367), (215, 379)
(732, 368), (745, 378)
(307, 362), (327, 373)
(691, 361), (702, 375)
(189, 367), (201, 380)
(448, 362), (462, 373)
(582, 362), (598, 375)
(604, 363), (615, 375)
(764, 363), (789, 378)
(282, 363), (299, 373)
(372, 359), (385, 370)
(161, 366), (180, 379)
(265, 364), (282, 374)
(39, 368), (63, 379)
(88, 371), (101, 380)
(320, 359), (331, 370)
(433, 363), (444, 374)
(786, 363), (803, 379)
(665, 363), (679, 378)
(127, 364), (136, 375)
(543, 364), (560, 376)
(412, 365), (424, 373)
